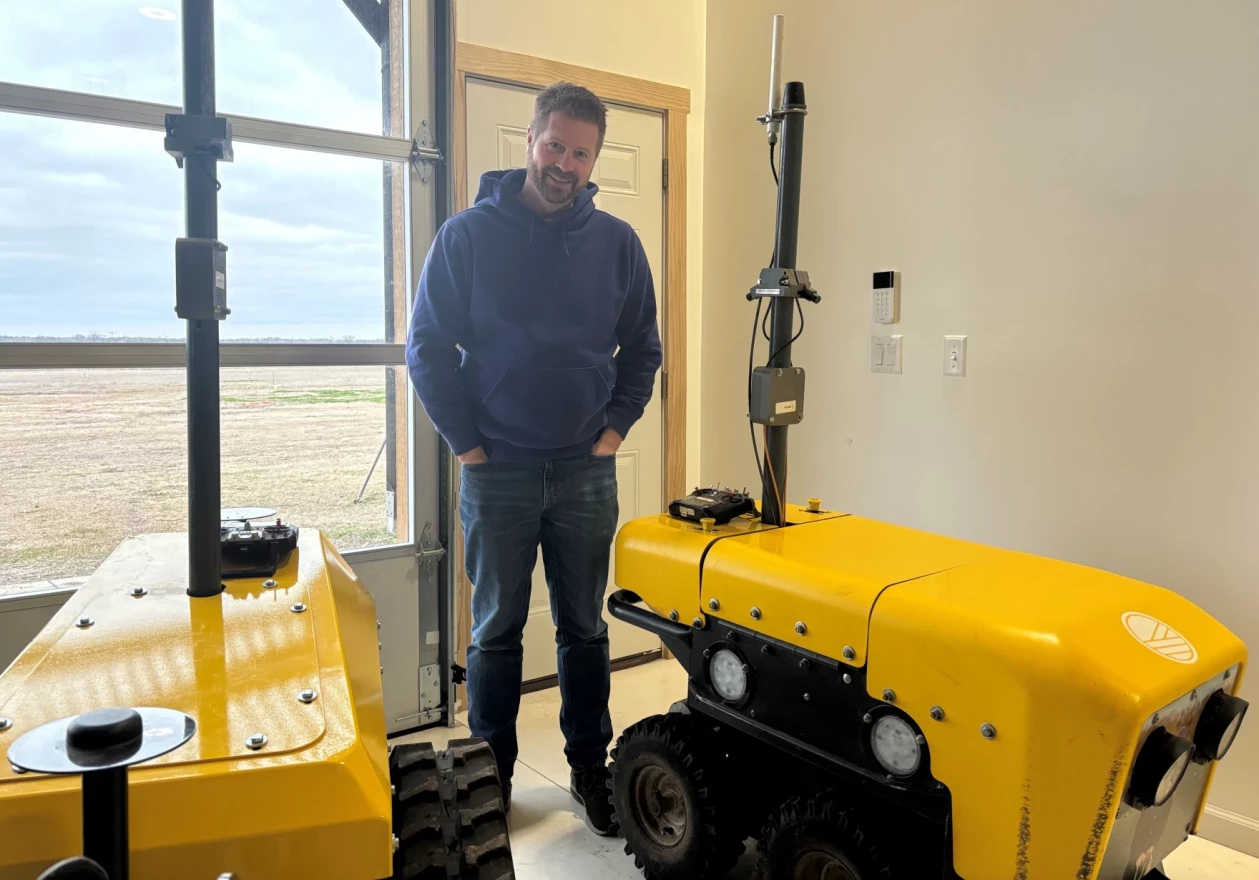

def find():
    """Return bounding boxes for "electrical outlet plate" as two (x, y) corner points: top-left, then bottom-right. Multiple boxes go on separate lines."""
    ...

(872, 335), (902, 374)
(944, 335), (967, 376)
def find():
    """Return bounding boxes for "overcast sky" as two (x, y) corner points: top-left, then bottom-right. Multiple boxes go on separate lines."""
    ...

(0, 1), (398, 340)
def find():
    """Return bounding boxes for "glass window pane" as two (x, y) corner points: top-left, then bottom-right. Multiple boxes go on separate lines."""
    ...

(218, 141), (391, 342)
(0, 114), (183, 340)
(0, 366), (408, 590)
(0, 115), (395, 342)
(0, 1), (181, 104)
(0, 1), (391, 135)
(216, 0), (388, 135)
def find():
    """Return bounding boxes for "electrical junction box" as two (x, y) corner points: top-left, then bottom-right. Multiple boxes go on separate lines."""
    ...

(873, 270), (899, 324)
(750, 366), (805, 426)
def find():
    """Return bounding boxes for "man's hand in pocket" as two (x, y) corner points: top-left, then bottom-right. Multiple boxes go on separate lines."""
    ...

(591, 428), (623, 458)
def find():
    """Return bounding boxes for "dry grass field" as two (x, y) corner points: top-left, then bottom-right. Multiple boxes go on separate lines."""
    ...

(0, 366), (401, 587)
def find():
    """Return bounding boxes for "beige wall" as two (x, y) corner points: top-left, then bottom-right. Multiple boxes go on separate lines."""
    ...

(455, 0), (706, 489)
(703, 0), (1259, 851)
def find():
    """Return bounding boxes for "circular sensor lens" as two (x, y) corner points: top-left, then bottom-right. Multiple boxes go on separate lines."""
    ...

(1193, 689), (1249, 763)
(1156, 748), (1194, 805)
(871, 715), (922, 777)
(1129, 727), (1196, 810)
(710, 649), (748, 703)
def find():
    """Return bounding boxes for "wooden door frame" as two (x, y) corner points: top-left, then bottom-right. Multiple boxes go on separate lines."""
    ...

(451, 43), (690, 690)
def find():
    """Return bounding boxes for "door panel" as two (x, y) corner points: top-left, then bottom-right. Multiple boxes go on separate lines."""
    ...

(465, 77), (664, 683)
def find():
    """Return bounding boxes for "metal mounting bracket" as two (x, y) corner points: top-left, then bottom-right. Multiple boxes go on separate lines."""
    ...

(416, 521), (446, 577)
(410, 120), (441, 185)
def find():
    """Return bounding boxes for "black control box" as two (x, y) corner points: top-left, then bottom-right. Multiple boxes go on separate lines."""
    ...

(668, 487), (757, 526)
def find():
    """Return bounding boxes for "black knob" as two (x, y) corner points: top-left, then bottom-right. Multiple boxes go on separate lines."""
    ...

(67, 708), (143, 756)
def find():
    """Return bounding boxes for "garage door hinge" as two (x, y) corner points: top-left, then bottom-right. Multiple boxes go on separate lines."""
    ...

(410, 120), (443, 186)
(662, 158), (668, 190)
(416, 522), (446, 574)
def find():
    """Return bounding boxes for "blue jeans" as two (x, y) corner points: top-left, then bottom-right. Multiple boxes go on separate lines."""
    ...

(460, 454), (619, 782)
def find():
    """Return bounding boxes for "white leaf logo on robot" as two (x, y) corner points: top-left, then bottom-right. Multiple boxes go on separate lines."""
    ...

(1122, 612), (1198, 664)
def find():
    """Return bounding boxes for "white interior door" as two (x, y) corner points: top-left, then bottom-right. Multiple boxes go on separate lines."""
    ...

(465, 77), (665, 683)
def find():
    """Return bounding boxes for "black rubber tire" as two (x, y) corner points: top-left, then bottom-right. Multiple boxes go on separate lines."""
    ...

(390, 738), (515, 880)
(610, 713), (745, 880)
(757, 792), (893, 880)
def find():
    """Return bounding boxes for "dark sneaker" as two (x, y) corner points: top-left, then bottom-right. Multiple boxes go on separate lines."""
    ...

(571, 764), (618, 837)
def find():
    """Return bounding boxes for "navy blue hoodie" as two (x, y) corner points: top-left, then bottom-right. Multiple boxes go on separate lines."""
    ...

(406, 168), (662, 461)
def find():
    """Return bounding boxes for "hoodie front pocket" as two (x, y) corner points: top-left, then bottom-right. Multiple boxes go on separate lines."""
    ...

(481, 364), (613, 448)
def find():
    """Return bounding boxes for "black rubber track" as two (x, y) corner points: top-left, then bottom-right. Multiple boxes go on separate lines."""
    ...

(390, 738), (515, 880)
(610, 713), (745, 880)
(757, 791), (893, 880)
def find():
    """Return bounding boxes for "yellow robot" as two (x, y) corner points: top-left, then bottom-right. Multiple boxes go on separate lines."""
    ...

(0, 2), (512, 877)
(605, 16), (1248, 880)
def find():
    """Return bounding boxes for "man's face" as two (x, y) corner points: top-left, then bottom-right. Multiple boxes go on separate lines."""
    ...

(525, 111), (600, 207)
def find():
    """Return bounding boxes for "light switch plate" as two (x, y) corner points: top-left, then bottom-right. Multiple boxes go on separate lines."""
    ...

(944, 335), (967, 376)
(872, 335), (902, 374)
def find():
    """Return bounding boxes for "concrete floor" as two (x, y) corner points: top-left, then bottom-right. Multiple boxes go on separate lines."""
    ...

(397, 660), (1259, 879)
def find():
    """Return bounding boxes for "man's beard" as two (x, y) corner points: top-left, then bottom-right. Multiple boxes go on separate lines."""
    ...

(528, 160), (579, 205)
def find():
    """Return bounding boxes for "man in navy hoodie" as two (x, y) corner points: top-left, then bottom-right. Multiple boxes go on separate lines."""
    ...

(406, 82), (661, 836)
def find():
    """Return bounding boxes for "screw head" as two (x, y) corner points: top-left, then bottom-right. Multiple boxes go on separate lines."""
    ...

(883, 689), (896, 703)
(930, 706), (945, 722)
(709, 598), (721, 611)
(1192, 689), (1198, 701)
(795, 621), (807, 636)
(76, 616), (94, 629)
(750, 607), (762, 620)
(129, 586), (147, 597)
(669, 610), (679, 622)
(916, 734), (927, 746)
(750, 709), (757, 718)
(776, 368), (784, 377)
(863, 713), (873, 724)
(842, 673), (853, 684)
(769, 416), (777, 424)
(803, 693), (811, 701)
(291, 603), (307, 613)
(842, 646), (856, 661)
(263, 579), (278, 589)
(703, 649), (711, 660)
(393, 835), (400, 853)
(246, 733), (268, 750)
(981, 723), (997, 740)
(761, 645), (770, 656)
(1224, 669), (1232, 680)
(799, 658), (811, 670)
(693, 617), (704, 629)
(298, 689), (317, 704)
(742, 664), (750, 674)
(0, 718), (11, 731)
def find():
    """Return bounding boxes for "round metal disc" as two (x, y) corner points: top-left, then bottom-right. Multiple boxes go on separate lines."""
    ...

(7, 708), (196, 775)
(221, 507), (276, 523)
